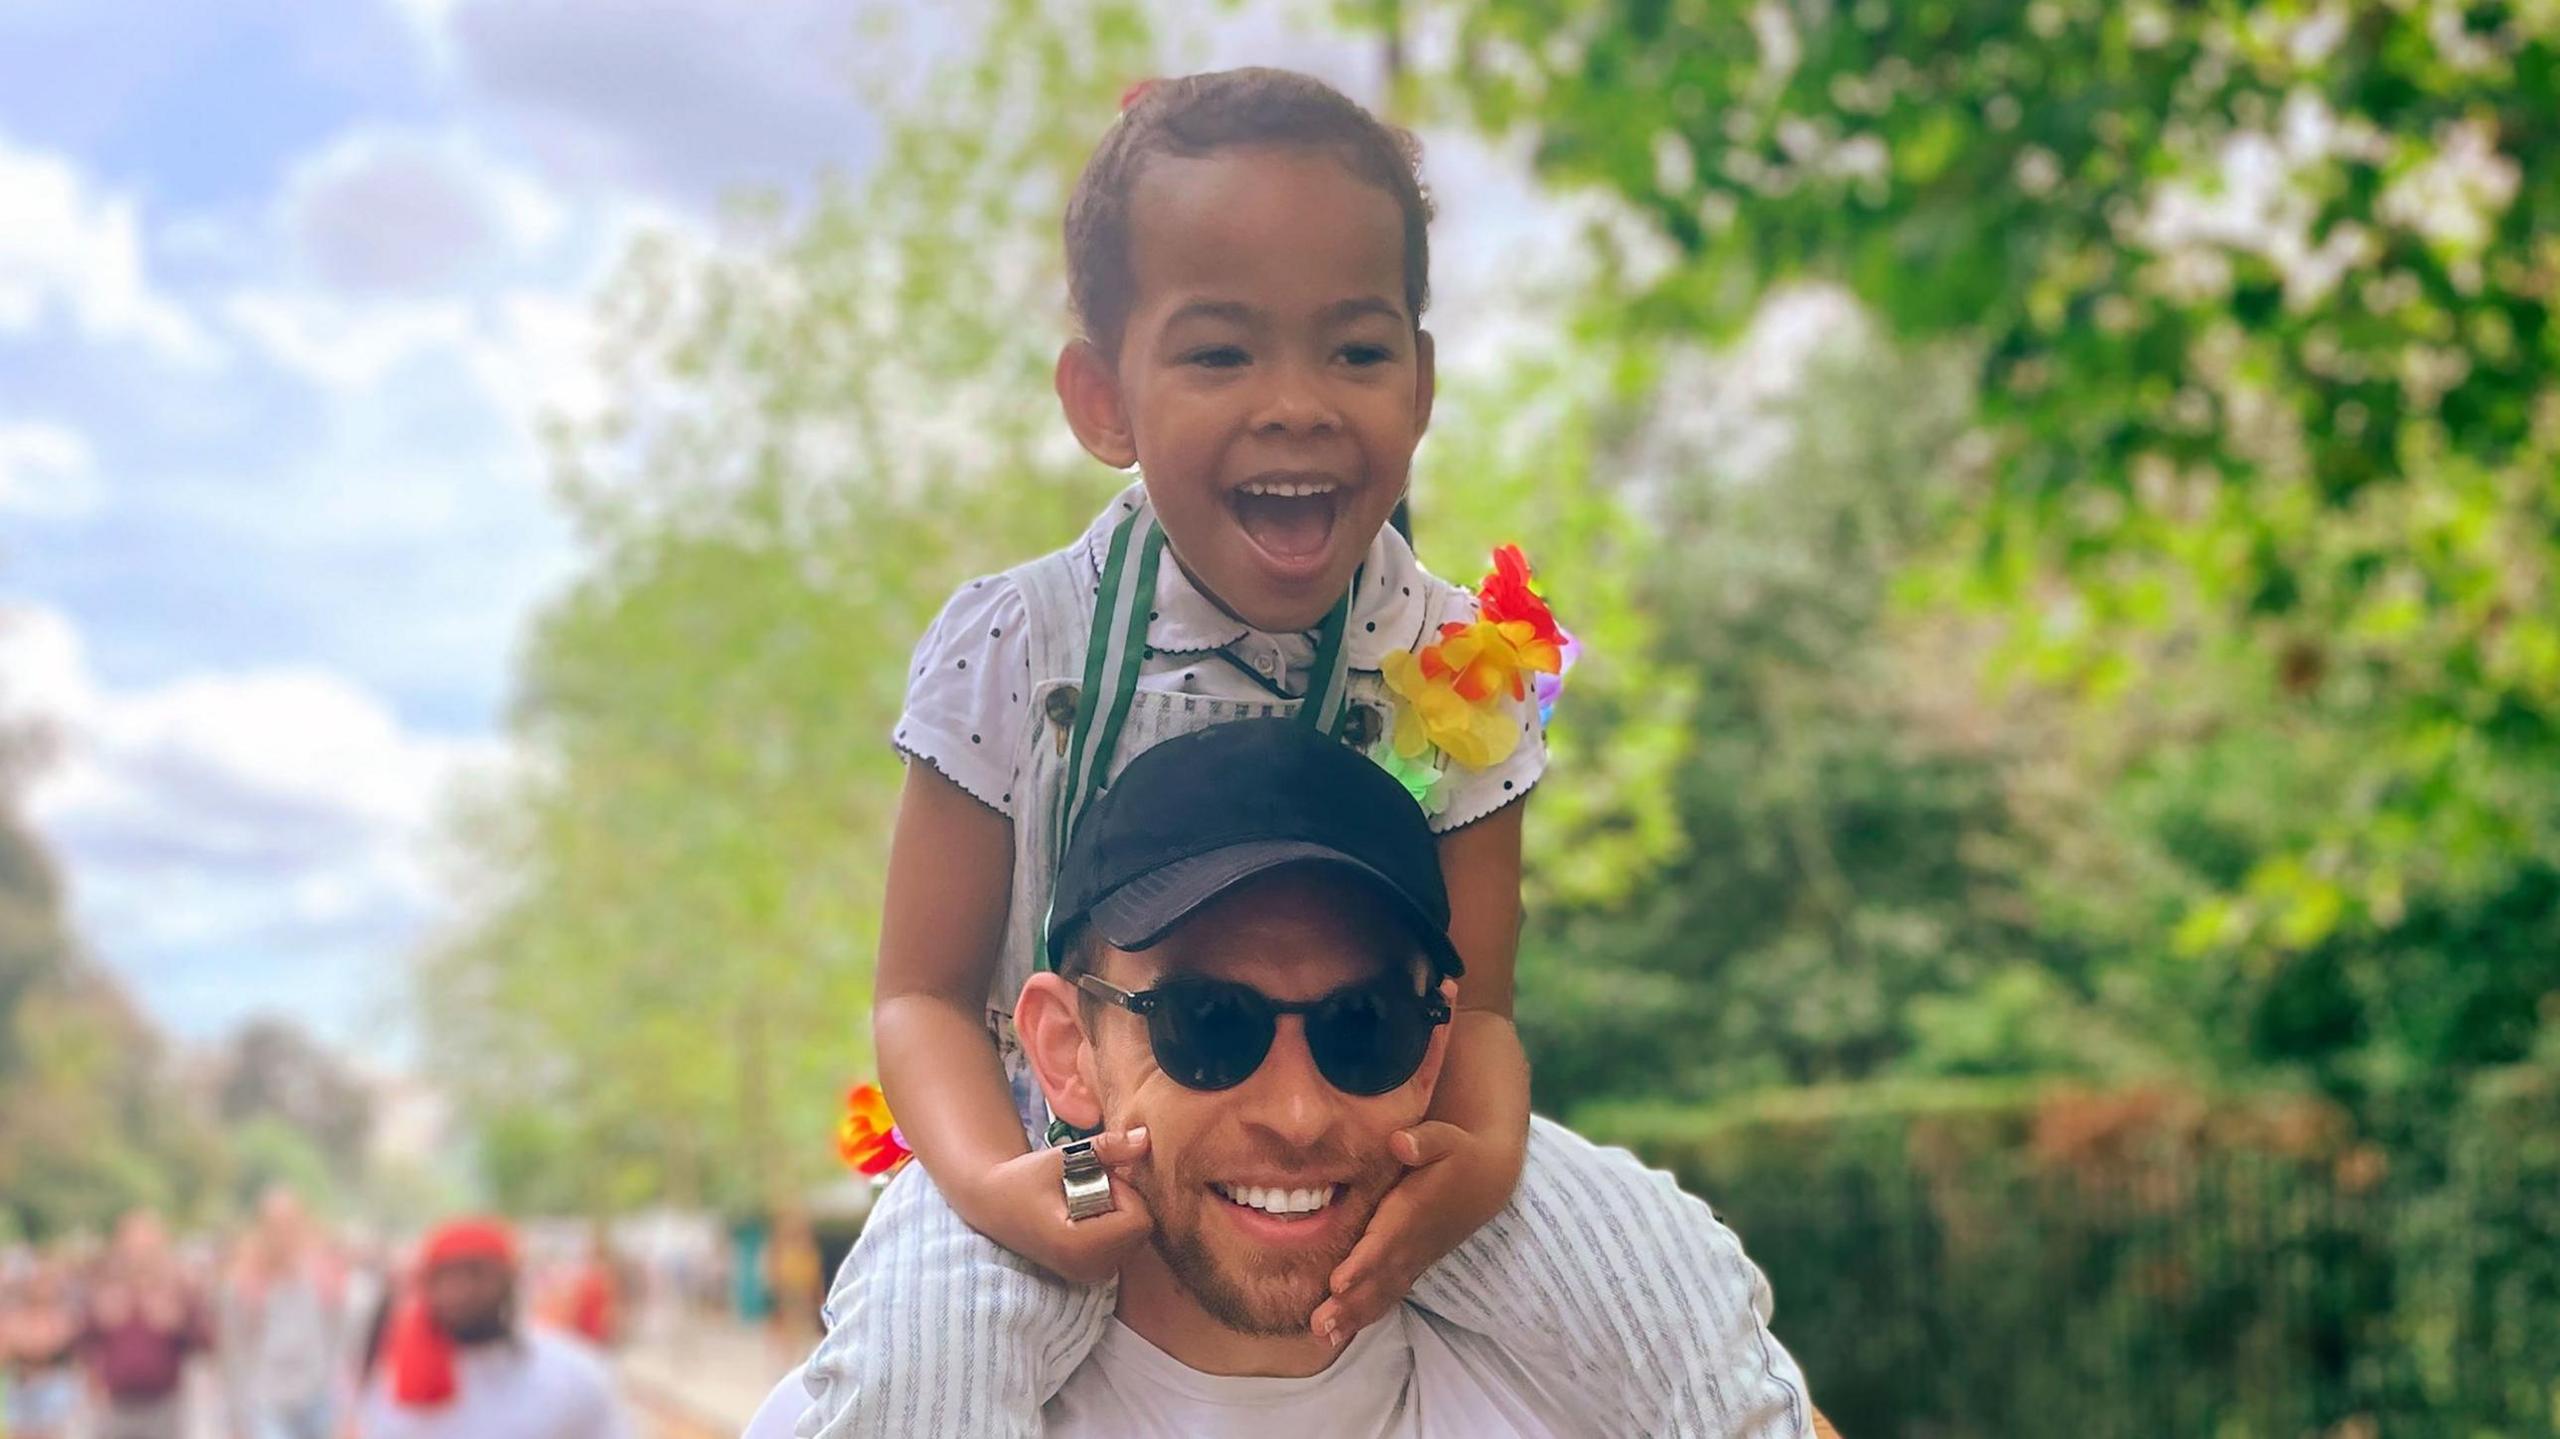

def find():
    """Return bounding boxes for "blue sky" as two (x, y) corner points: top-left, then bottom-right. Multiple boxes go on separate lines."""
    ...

(0, 0), (908, 1047)
(0, 0), (1593, 1055)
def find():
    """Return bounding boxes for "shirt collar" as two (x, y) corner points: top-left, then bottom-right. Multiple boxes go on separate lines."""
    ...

(1081, 482), (1433, 671)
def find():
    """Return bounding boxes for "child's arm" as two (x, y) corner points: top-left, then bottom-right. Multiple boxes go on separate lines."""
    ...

(1313, 799), (1532, 1344)
(873, 762), (1154, 1282)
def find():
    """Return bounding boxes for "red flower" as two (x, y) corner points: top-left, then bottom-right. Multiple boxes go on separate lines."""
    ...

(836, 1083), (911, 1177)
(1476, 544), (1565, 651)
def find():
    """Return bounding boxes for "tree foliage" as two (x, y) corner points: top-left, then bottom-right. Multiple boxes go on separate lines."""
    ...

(422, 0), (1158, 1215)
(1390, 0), (2560, 1107)
(0, 732), (225, 1239)
(215, 1017), (375, 1183)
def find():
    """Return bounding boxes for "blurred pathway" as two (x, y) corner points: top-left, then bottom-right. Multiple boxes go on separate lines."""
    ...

(620, 1303), (805, 1437)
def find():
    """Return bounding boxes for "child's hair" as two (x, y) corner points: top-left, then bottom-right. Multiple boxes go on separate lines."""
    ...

(1064, 67), (1434, 356)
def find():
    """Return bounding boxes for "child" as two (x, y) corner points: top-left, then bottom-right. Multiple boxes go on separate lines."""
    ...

(800, 68), (1807, 1438)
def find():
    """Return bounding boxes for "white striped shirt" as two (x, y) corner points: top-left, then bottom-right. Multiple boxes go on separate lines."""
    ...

(794, 1118), (1812, 1437)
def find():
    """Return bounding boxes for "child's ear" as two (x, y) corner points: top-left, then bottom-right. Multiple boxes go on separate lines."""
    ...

(1056, 340), (1139, 470)
(1411, 328), (1437, 439)
(1017, 972), (1105, 1131)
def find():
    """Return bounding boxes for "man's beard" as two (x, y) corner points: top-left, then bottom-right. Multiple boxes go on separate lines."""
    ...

(441, 1309), (512, 1346)
(1125, 1137), (1397, 1338)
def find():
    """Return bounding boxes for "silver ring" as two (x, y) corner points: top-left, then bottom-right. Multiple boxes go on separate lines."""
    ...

(1059, 1137), (1115, 1221)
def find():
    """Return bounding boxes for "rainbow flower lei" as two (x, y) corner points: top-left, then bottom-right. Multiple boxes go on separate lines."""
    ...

(836, 1082), (912, 1178)
(1375, 545), (1576, 807)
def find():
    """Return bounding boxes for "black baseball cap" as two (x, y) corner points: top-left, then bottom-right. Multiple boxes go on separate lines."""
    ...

(1046, 718), (1464, 978)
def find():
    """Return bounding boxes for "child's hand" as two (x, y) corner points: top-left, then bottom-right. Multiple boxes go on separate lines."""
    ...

(968, 1128), (1156, 1285)
(1310, 1114), (1525, 1347)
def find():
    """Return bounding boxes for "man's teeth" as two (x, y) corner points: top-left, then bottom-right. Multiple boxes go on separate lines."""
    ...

(1237, 480), (1338, 498)
(1215, 1182), (1337, 1215)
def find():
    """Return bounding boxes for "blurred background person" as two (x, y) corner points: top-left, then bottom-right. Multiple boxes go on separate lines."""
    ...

(354, 1217), (630, 1439)
(2, 1252), (86, 1439)
(222, 1185), (345, 1439)
(558, 1224), (620, 1352)
(78, 1209), (209, 1439)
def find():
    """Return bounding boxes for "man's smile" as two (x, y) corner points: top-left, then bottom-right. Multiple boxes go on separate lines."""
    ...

(1210, 1180), (1344, 1217)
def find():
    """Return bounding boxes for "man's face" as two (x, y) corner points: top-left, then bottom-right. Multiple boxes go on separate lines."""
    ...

(424, 1257), (514, 1346)
(1081, 868), (1441, 1336)
(113, 1211), (168, 1269)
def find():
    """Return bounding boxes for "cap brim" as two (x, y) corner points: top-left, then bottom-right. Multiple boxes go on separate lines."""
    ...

(1087, 840), (1464, 978)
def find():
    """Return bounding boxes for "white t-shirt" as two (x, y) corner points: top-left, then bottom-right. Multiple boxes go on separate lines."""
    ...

(1041, 1308), (1581, 1438)
(893, 482), (1548, 834)
(354, 1328), (633, 1439)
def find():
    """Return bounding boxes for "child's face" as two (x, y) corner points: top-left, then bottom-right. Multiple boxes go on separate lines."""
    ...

(1072, 144), (1433, 633)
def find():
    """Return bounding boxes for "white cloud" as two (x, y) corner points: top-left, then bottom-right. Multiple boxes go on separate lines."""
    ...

(222, 289), (477, 393)
(0, 132), (220, 366)
(0, 602), (504, 1039)
(411, 0), (892, 204)
(466, 287), (610, 430)
(0, 420), (102, 519)
(0, 604), (93, 727)
(221, 281), (609, 437)
(282, 128), (566, 292)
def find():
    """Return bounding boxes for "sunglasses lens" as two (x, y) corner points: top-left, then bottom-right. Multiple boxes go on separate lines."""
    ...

(1309, 983), (1434, 1096)
(1150, 982), (1272, 1091)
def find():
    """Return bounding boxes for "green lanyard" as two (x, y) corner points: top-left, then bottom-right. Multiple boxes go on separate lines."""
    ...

(1043, 503), (1357, 961)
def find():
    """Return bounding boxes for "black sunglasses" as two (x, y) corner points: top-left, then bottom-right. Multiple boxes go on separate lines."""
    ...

(1075, 972), (1451, 1096)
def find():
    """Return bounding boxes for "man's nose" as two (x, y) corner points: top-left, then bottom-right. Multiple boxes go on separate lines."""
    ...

(1237, 1017), (1343, 1149)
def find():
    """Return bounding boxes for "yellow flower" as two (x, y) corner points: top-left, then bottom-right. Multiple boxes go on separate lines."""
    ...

(1383, 650), (1522, 771)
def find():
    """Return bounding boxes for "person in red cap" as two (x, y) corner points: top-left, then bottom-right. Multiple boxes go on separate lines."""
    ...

(352, 1218), (632, 1439)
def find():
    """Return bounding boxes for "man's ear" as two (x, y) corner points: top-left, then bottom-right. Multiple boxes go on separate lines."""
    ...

(1406, 976), (1460, 1103)
(1055, 340), (1139, 470)
(1411, 328), (1437, 440)
(1017, 971), (1104, 1131)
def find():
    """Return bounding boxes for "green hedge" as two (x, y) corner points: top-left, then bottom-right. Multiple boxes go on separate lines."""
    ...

(1576, 1077), (2560, 1437)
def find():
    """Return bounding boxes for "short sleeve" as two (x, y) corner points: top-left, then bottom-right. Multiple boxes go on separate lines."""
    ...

(1422, 581), (1549, 834)
(894, 575), (1032, 818)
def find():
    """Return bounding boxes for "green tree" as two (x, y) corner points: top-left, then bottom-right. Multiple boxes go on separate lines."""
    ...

(0, 673), (224, 1238)
(0, 719), (69, 1080)
(1392, 0), (2560, 1106)
(1491, 315), (2168, 1107)
(216, 1016), (374, 1183)
(424, 0), (1158, 1217)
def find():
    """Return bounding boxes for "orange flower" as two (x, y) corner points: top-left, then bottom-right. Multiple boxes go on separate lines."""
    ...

(836, 1083), (910, 1177)
(1427, 617), (1563, 704)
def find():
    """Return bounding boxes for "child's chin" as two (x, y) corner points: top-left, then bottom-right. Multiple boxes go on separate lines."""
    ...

(1196, 548), (1353, 631)
(1228, 576), (1350, 634)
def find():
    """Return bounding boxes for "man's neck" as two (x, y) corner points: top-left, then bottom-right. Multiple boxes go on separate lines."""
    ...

(1114, 1252), (1343, 1379)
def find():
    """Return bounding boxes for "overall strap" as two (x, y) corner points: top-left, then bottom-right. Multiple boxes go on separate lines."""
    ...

(1041, 499), (1360, 966)
(1052, 506), (1166, 866)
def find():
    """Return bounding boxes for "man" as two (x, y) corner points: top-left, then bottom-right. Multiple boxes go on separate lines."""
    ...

(356, 1218), (634, 1439)
(752, 719), (1828, 1435)
(79, 1209), (209, 1439)
(223, 1184), (342, 1439)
